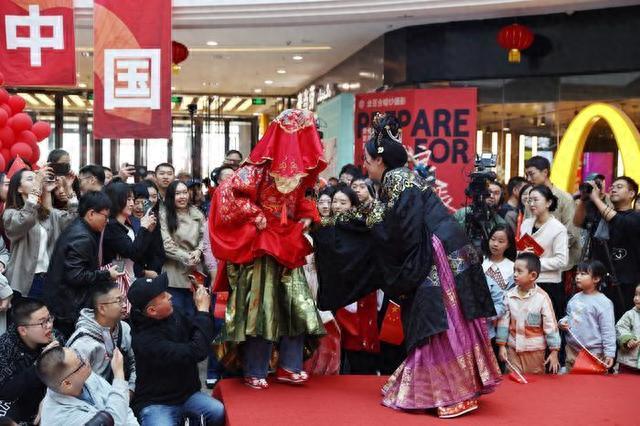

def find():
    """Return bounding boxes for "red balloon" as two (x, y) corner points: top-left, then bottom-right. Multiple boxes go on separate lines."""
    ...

(10, 142), (33, 160)
(0, 104), (11, 117)
(10, 113), (32, 133)
(17, 130), (37, 145)
(0, 126), (14, 146)
(0, 153), (5, 173)
(0, 89), (8, 105)
(1, 148), (10, 162)
(0, 109), (7, 128)
(32, 121), (51, 141)
(8, 96), (25, 114)
(29, 142), (40, 164)
(0, 72), (4, 86)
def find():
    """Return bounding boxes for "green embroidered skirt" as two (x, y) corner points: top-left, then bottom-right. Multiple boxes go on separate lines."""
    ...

(223, 255), (325, 342)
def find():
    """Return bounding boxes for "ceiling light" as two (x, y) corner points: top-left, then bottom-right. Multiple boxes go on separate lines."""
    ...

(78, 83), (87, 88)
(223, 97), (244, 112)
(292, 55), (303, 61)
(236, 98), (253, 112)
(68, 95), (85, 108)
(254, 88), (262, 94)
(18, 93), (40, 106)
(277, 69), (286, 74)
(202, 82), (207, 86)
(35, 94), (55, 106)
(171, 86), (176, 91)
(264, 80), (273, 85)
(358, 71), (376, 79)
(206, 41), (219, 46)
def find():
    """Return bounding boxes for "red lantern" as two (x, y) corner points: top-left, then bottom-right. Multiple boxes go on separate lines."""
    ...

(497, 23), (534, 63)
(172, 41), (189, 74)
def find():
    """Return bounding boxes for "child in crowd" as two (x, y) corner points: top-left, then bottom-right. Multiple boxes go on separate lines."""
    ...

(497, 252), (561, 374)
(483, 224), (516, 290)
(559, 260), (615, 370)
(616, 284), (640, 373)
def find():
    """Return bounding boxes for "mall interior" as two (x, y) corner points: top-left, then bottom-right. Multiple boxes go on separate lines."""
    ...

(6, 0), (640, 184)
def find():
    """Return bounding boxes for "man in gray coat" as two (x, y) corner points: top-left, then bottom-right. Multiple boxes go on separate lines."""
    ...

(67, 283), (137, 394)
(37, 345), (138, 425)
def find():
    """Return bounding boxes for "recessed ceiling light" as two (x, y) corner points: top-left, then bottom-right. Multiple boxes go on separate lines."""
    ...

(171, 86), (176, 91)
(254, 88), (262, 93)
(206, 41), (219, 46)
(202, 82), (207, 86)
(292, 55), (303, 61)
(277, 69), (286, 74)
(264, 80), (273, 85)
(78, 83), (87, 88)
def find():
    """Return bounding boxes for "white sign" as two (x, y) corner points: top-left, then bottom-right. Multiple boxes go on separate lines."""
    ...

(104, 49), (161, 110)
(5, 5), (64, 67)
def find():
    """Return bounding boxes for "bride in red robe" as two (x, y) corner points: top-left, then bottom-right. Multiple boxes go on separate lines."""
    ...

(209, 109), (327, 389)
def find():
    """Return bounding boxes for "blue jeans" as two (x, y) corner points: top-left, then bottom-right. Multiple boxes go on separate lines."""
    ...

(242, 335), (304, 378)
(168, 287), (196, 319)
(28, 273), (47, 300)
(139, 392), (224, 426)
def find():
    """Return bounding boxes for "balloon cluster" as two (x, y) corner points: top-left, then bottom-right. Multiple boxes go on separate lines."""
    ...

(0, 72), (51, 172)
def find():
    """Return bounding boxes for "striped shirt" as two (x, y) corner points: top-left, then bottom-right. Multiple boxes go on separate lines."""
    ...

(496, 284), (561, 353)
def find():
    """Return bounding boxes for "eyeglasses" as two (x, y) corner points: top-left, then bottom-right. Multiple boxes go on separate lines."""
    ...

(92, 211), (110, 220)
(99, 297), (125, 306)
(59, 349), (87, 384)
(19, 315), (54, 329)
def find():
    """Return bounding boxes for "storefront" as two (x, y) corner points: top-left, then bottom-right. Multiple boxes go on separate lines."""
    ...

(310, 5), (640, 188)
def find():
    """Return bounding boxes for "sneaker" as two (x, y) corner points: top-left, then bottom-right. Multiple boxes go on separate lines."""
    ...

(206, 378), (218, 389)
(244, 377), (269, 390)
(275, 367), (309, 384)
(437, 399), (479, 419)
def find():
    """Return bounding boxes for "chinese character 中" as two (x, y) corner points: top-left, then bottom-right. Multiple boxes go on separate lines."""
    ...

(5, 4), (64, 67)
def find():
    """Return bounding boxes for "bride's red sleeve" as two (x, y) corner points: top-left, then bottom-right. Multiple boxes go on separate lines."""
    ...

(217, 165), (264, 225)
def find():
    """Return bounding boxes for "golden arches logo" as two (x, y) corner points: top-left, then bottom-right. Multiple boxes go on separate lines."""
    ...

(551, 103), (640, 192)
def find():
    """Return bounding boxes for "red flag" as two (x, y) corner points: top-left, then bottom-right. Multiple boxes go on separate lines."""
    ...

(379, 301), (404, 345)
(213, 292), (228, 320)
(93, 0), (171, 138)
(7, 155), (30, 179)
(0, 0), (76, 86)
(570, 349), (608, 375)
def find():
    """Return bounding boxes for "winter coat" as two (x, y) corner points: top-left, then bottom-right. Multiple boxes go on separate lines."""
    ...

(67, 308), (137, 391)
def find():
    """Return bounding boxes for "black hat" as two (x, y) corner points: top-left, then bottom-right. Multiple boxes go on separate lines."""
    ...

(127, 273), (168, 311)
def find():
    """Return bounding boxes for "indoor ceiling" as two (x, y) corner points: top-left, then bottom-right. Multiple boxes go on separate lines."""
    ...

(60, 0), (638, 96)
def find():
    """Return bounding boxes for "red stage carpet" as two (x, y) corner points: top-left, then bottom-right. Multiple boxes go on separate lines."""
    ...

(214, 373), (636, 425)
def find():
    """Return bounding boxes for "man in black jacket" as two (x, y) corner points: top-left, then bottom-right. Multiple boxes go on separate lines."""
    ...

(127, 273), (224, 425)
(0, 298), (62, 423)
(44, 191), (121, 338)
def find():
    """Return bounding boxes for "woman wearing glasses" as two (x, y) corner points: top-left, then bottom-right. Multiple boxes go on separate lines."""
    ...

(3, 166), (77, 300)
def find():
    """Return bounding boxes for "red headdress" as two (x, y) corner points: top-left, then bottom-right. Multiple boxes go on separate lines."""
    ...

(246, 109), (326, 194)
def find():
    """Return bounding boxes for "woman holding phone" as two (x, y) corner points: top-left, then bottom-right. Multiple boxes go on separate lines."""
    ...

(160, 180), (206, 318)
(4, 166), (77, 299)
(102, 182), (157, 316)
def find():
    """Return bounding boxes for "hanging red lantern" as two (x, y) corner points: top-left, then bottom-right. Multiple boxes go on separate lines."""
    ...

(497, 23), (534, 63)
(172, 41), (189, 74)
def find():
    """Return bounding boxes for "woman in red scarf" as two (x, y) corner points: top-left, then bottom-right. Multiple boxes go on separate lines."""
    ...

(209, 109), (326, 389)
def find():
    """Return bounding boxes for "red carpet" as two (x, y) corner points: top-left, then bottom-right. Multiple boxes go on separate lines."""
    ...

(214, 373), (636, 425)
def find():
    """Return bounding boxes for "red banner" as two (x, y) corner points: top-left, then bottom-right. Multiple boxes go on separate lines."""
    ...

(93, 0), (171, 138)
(0, 0), (76, 86)
(355, 88), (477, 211)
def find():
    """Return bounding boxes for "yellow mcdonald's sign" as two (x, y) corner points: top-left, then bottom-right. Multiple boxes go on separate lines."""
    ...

(551, 103), (640, 192)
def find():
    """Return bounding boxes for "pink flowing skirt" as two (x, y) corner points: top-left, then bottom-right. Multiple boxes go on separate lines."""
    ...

(382, 236), (501, 410)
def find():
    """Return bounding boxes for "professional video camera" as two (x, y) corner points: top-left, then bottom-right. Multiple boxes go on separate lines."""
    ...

(464, 153), (498, 251)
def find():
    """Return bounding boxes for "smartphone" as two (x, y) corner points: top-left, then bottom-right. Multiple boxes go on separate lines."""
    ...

(50, 162), (71, 176)
(188, 271), (207, 292)
(113, 259), (125, 274)
(142, 199), (154, 216)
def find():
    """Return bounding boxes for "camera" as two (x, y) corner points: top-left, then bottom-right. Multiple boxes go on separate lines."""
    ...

(464, 153), (498, 251)
(578, 178), (603, 200)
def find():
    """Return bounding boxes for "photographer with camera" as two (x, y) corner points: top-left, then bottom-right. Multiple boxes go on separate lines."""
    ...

(577, 176), (640, 320)
(454, 155), (506, 251)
